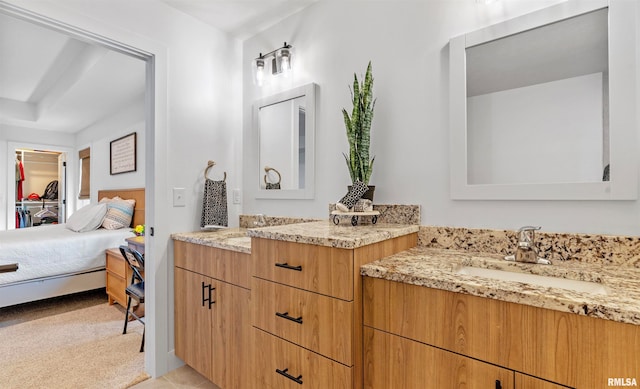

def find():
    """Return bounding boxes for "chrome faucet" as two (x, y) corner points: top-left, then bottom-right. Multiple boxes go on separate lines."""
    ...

(253, 214), (266, 227)
(504, 226), (551, 265)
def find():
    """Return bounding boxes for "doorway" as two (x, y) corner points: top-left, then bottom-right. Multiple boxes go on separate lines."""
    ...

(0, 0), (160, 376)
(13, 146), (67, 228)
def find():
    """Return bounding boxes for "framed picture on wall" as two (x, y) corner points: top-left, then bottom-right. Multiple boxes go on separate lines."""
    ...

(110, 132), (136, 175)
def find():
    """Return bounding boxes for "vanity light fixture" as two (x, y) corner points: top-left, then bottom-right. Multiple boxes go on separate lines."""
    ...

(255, 57), (266, 86)
(253, 42), (293, 86)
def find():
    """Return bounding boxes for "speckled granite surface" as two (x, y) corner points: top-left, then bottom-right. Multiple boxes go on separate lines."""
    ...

(246, 220), (419, 249)
(328, 204), (420, 225)
(418, 226), (640, 267)
(361, 247), (640, 326)
(239, 215), (320, 228)
(171, 228), (251, 254)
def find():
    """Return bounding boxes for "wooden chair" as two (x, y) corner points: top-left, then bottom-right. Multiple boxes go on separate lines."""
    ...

(119, 245), (145, 352)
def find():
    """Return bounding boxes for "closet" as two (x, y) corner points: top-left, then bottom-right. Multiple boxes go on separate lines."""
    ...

(15, 149), (65, 228)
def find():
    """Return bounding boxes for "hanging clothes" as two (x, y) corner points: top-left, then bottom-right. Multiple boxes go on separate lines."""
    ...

(16, 159), (25, 201)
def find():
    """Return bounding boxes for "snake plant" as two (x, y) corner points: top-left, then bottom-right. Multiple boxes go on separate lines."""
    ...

(342, 61), (376, 185)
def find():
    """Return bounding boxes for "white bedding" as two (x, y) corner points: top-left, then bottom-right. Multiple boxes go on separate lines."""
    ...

(0, 224), (134, 286)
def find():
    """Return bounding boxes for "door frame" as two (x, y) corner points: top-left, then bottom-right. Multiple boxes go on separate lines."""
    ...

(7, 143), (72, 229)
(0, 0), (174, 377)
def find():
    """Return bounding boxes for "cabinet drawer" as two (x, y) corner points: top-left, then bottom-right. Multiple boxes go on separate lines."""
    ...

(253, 328), (352, 389)
(364, 327), (514, 389)
(106, 271), (127, 306)
(252, 238), (353, 301)
(174, 240), (251, 289)
(515, 374), (573, 389)
(252, 278), (353, 365)
(106, 249), (126, 278)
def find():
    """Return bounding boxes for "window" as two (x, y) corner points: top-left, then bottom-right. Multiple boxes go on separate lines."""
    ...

(78, 147), (90, 200)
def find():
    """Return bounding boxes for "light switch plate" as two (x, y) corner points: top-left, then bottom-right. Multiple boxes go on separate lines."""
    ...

(232, 189), (241, 204)
(173, 187), (186, 207)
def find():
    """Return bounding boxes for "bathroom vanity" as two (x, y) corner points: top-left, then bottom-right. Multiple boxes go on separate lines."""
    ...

(172, 229), (252, 388)
(172, 219), (640, 388)
(361, 248), (640, 388)
(172, 221), (418, 389)
(249, 221), (418, 389)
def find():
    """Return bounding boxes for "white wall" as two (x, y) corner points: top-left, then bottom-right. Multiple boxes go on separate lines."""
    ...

(76, 97), (146, 205)
(243, 0), (640, 236)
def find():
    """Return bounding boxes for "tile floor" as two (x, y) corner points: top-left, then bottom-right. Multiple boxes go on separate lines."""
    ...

(131, 365), (220, 389)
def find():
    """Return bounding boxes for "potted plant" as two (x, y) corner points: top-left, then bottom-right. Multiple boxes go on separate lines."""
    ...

(342, 61), (376, 200)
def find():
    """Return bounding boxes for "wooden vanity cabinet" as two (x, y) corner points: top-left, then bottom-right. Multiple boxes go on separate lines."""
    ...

(174, 240), (251, 389)
(174, 267), (213, 378)
(364, 327), (514, 389)
(364, 276), (639, 388)
(251, 234), (417, 389)
(516, 374), (574, 389)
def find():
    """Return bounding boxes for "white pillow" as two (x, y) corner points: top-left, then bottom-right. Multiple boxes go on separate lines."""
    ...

(66, 203), (108, 232)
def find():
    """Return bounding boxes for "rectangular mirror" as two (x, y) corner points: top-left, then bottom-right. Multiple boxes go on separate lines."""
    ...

(449, 0), (637, 200)
(251, 83), (316, 199)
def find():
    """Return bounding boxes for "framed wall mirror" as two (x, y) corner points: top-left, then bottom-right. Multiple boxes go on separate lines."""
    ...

(251, 83), (316, 199)
(449, 0), (637, 200)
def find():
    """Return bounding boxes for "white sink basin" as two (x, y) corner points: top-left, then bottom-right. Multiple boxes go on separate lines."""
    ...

(456, 266), (608, 295)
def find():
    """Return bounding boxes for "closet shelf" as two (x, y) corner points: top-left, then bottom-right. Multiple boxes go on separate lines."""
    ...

(17, 200), (59, 205)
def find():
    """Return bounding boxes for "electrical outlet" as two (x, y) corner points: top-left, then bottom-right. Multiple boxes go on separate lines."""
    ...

(173, 187), (186, 207)
(233, 189), (241, 204)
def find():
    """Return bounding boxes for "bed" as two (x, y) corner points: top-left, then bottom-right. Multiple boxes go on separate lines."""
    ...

(0, 188), (145, 308)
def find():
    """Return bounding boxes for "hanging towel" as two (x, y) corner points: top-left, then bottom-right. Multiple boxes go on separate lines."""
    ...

(200, 178), (228, 227)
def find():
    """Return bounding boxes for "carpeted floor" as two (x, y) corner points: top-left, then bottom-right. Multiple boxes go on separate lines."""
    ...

(0, 290), (148, 389)
(0, 288), (107, 328)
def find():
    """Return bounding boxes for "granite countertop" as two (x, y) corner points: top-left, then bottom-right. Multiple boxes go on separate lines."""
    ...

(361, 247), (640, 326)
(171, 228), (251, 254)
(246, 220), (419, 249)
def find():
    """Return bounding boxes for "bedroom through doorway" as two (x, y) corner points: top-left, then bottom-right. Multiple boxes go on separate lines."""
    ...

(1, 0), (158, 376)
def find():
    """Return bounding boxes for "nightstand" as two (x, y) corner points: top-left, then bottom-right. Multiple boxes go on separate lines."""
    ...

(105, 248), (129, 306)
(105, 237), (145, 306)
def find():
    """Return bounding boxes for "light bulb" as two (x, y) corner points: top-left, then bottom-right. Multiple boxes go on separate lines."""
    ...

(255, 58), (265, 86)
(280, 48), (291, 76)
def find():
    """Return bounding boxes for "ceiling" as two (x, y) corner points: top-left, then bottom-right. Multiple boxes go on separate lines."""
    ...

(0, 1), (315, 134)
(0, 12), (146, 134)
(161, 0), (317, 39)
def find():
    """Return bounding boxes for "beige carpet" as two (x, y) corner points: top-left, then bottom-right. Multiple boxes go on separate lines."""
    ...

(0, 302), (148, 389)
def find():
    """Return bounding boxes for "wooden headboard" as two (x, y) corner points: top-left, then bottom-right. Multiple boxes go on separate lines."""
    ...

(97, 188), (145, 227)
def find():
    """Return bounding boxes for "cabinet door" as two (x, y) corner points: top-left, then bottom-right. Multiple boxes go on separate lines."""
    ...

(174, 267), (214, 380)
(364, 327), (514, 389)
(515, 374), (573, 389)
(211, 280), (251, 389)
